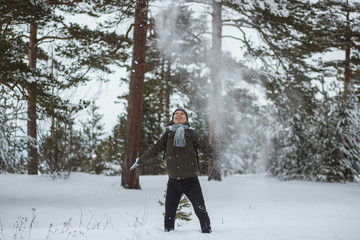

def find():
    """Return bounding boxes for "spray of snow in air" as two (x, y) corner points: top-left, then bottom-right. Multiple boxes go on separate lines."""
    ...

(154, 1), (275, 174)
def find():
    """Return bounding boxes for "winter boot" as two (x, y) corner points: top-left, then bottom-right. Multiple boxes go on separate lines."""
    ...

(164, 216), (175, 232)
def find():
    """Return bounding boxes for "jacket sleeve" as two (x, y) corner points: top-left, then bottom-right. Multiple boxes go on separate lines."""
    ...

(194, 131), (216, 160)
(139, 133), (167, 162)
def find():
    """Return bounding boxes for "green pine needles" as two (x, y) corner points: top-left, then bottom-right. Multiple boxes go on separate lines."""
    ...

(158, 190), (192, 224)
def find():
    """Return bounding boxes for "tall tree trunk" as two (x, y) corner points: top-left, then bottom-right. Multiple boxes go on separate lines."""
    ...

(160, 54), (171, 122)
(159, 56), (165, 126)
(121, 0), (148, 189)
(165, 61), (171, 121)
(51, 51), (57, 174)
(208, 0), (222, 181)
(27, 22), (38, 175)
(344, 2), (351, 94)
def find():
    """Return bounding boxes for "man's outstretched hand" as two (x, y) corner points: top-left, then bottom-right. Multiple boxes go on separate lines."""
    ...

(130, 158), (142, 171)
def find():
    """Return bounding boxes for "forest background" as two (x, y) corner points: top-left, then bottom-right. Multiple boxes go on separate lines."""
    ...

(1, 0), (360, 186)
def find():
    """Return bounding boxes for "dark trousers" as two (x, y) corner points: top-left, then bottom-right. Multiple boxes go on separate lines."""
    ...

(164, 177), (211, 233)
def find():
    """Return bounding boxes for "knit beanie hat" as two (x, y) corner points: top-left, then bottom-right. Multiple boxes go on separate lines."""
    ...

(171, 108), (189, 122)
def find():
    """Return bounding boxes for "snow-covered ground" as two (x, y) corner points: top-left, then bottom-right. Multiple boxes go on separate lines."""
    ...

(0, 173), (359, 240)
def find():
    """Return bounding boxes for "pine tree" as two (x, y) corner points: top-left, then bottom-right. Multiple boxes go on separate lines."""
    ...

(38, 117), (82, 178)
(79, 102), (105, 174)
(99, 113), (127, 175)
(312, 86), (360, 182)
(38, 102), (90, 176)
(309, 0), (360, 93)
(1, 0), (133, 175)
(266, 1), (360, 182)
(221, 87), (275, 175)
(94, 135), (123, 176)
(219, 1), (360, 182)
(266, 70), (317, 181)
(0, 88), (27, 173)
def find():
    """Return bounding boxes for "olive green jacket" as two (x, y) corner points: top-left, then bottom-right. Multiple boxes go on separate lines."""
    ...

(140, 128), (208, 180)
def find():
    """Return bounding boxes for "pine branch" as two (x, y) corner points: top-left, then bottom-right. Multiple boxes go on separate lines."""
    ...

(110, 24), (134, 55)
(0, 80), (17, 90)
(222, 19), (254, 29)
(256, 27), (289, 73)
(176, 27), (204, 44)
(46, 0), (81, 6)
(38, 35), (75, 42)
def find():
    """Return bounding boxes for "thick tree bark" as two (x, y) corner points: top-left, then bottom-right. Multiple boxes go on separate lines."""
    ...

(27, 22), (38, 175)
(121, 0), (148, 189)
(208, 0), (222, 181)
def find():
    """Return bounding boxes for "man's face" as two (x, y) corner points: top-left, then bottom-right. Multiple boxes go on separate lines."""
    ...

(173, 110), (187, 124)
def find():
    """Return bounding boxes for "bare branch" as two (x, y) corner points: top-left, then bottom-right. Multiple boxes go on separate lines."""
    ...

(177, 27), (204, 43)
(222, 35), (243, 41)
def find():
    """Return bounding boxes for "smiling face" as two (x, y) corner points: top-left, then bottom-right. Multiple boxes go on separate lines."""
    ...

(173, 110), (187, 124)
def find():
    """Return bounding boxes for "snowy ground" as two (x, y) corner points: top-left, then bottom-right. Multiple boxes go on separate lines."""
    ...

(0, 173), (359, 240)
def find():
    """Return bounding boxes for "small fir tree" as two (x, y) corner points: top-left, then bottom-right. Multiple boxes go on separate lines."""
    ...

(81, 102), (105, 174)
(158, 190), (192, 224)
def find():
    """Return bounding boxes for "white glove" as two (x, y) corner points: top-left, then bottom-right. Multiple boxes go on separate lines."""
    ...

(130, 158), (142, 171)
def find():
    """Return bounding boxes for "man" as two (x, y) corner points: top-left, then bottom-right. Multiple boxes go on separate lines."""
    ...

(130, 108), (212, 233)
